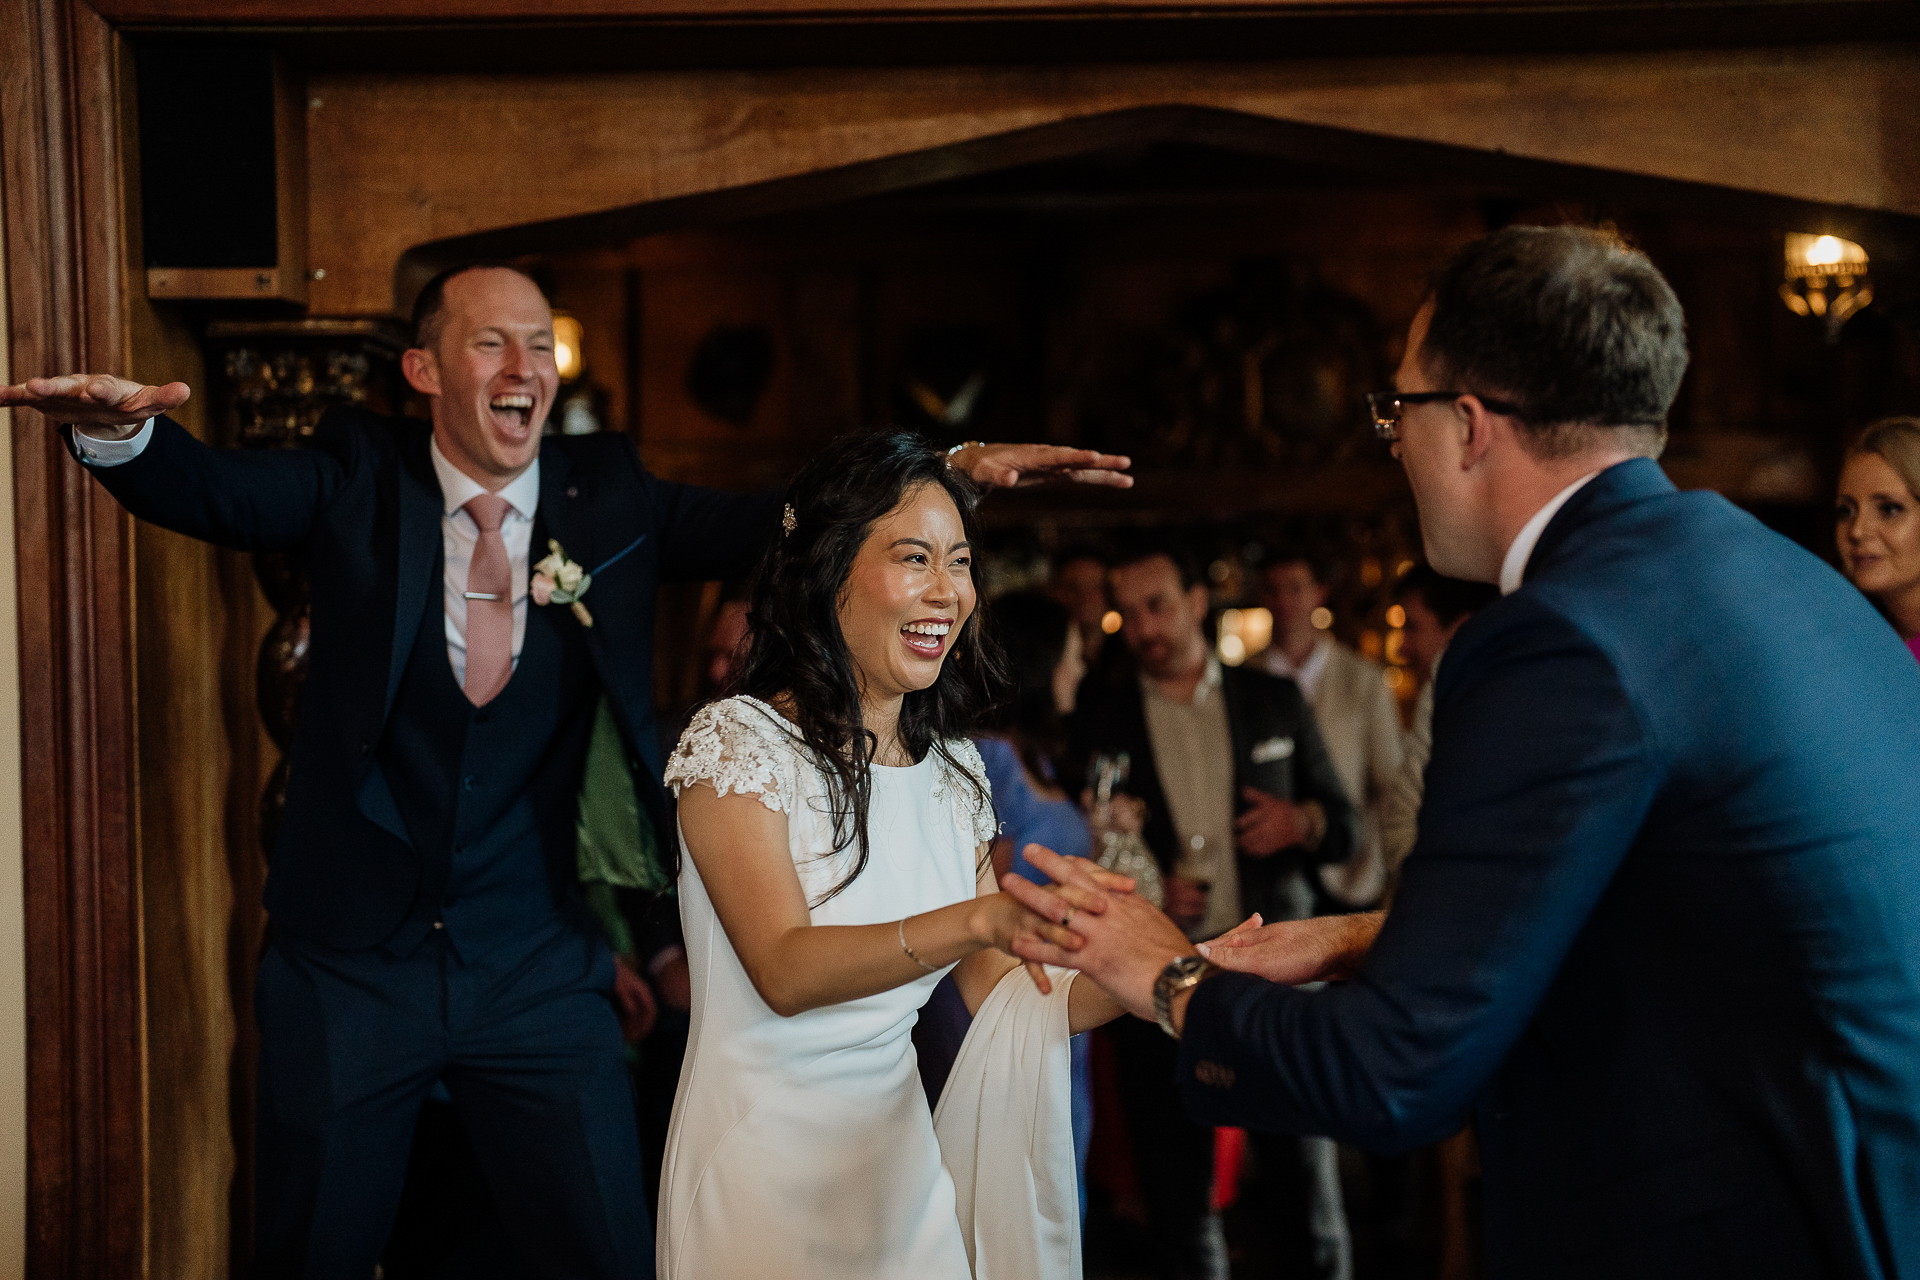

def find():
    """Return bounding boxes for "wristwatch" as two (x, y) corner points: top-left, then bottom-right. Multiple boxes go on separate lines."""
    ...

(1152, 954), (1218, 1040)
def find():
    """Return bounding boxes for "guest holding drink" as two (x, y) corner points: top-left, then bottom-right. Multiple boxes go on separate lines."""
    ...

(1836, 416), (1920, 662)
(1068, 538), (1357, 1280)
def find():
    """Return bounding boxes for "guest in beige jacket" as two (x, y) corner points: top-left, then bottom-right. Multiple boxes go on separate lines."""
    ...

(1254, 548), (1403, 908)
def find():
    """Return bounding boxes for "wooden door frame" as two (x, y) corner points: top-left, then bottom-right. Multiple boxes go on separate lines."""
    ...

(2, 0), (145, 1274)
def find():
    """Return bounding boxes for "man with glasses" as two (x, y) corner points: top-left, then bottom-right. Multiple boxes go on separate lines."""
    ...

(1014, 225), (1920, 1279)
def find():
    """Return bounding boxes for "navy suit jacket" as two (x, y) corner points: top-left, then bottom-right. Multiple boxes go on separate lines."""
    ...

(73, 409), (777, 950)
(1179, 459), (1920, 1278)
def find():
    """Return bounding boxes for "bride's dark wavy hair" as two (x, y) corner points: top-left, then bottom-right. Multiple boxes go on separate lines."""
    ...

(735, 430), (1004, 905)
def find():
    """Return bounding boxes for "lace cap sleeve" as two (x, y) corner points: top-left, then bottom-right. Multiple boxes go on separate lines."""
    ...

(663, 697), (799, 814)
(943, 737), (1000, 846)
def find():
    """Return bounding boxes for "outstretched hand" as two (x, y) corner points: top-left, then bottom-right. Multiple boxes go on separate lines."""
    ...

(0, 374), (191, 433)
(956, 443), (1133, 490)
(1001, 845), (1196, 1023)
(1197, 911), (1385, 986)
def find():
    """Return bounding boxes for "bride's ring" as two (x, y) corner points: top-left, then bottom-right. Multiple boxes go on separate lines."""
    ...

(1060, 906), (1076, 926)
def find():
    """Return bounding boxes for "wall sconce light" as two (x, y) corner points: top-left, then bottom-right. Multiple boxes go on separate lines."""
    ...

(553, 313), (585, 381)
(1780, 233), (1872, 341)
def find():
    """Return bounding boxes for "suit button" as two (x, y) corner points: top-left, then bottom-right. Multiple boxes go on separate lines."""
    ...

(359, 742), (371, 756)
(1195, 1060), (1236, 1091)
(462, 775), (477, 792)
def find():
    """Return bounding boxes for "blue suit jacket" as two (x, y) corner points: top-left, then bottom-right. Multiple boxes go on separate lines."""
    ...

(1179, 459), (1920, 1278)
(73, 409), (778, 949)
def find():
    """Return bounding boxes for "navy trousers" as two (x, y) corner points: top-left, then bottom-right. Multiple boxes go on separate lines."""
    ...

(251, 921), (653, 1280)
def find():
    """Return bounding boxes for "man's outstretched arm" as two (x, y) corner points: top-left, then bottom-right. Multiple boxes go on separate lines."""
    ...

(1015, 601), (1658, 1152)
(5, 373), (342, 552)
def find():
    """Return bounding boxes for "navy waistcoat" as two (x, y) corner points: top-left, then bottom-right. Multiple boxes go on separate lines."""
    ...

(379, 560), (601, 957)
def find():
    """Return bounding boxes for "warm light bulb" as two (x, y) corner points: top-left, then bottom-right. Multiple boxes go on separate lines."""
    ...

(1100, 610), (1122, 635)
(1385, 604), (1406, 628)
(1310, 607), (1334, 630)
(552, 313), (585, 381)
(1785, 232), (1868, 274)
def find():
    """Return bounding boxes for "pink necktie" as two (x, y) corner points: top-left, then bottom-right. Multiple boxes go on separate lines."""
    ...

(463, 494), (513, 706)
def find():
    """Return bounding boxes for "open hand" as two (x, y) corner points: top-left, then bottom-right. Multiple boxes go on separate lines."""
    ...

(956, 443), (1133, 490)
(1197, 911), (1385, 986)
(0, 374), (191, 434)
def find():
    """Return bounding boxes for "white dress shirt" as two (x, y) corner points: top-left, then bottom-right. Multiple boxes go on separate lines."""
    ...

(1254, 631), (1334, 700)
(77, 419), (541, 682)
(1498, 470), (1602, 595)
(1139, 656), (1243, 940)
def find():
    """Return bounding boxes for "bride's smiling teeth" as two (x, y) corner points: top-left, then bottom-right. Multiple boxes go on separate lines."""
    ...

(900, 619), (952, 657)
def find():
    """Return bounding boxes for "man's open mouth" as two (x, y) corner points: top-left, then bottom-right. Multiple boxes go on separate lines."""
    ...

(490, 394), (535, 429)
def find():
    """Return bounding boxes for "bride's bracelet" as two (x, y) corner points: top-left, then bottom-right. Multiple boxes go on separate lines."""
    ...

(899, 918), (940, 974)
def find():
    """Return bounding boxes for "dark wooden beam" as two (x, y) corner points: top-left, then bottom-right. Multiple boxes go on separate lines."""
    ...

(0, 0), (147, 1274)
(109, 2), (1920, 73)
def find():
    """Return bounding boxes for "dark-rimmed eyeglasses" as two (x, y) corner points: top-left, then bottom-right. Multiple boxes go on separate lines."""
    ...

(1367, 391), (1522, 441)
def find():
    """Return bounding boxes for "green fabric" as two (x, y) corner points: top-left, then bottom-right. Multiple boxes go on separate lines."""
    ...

(580, 880), (634, 959)
(575, 695), (672, 894)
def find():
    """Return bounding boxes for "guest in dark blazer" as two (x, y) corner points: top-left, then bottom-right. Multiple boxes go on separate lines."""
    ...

(1011, 226), (1920, 1280)
(1067, 539), (1356, 1280)
(2, 264), (1133, 1280)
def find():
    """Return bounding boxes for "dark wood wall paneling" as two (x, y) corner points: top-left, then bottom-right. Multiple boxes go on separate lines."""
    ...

(0, 0), (146, 1276)
(79, 0), (1920, 74)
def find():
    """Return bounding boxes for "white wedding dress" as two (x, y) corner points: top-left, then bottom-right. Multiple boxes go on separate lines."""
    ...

(657, 696), (1082, 1280)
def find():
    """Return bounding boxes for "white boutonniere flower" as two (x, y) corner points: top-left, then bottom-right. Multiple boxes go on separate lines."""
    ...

(531, 539), (594, 627)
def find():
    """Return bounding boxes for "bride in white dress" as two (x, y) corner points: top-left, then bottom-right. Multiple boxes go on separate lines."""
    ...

(657, 432), (1129, 1279)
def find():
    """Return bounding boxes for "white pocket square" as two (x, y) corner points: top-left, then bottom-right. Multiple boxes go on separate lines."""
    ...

(1251, 736), (1295, 764)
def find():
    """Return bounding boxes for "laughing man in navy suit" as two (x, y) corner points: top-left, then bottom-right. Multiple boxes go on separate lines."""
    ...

(1011, 226), (1920, 1279)
(2, 263), (1131, 1280)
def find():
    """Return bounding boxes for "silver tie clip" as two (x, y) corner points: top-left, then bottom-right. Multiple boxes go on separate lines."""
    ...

(463, 591), (503, 601)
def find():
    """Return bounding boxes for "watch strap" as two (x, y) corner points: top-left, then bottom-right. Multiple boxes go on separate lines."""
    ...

(1153, 954), (1217, 1039)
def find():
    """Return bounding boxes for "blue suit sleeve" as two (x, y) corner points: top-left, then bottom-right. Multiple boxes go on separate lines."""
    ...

(637, 447), (782, 583)
(1178, 602), (1661, 1151)
(70, 415), (343, 553)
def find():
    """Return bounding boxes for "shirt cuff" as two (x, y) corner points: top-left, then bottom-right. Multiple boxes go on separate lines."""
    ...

(73, 418), (154, 467)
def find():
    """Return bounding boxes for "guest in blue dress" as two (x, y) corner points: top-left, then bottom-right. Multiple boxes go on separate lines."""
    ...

(916, 591), (1097, 1214)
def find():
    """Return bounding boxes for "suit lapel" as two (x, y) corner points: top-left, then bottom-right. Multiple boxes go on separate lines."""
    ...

(385, 427), (442, 720)
(531, 441), (610, 667)
(1219, 665), (1255, 796)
